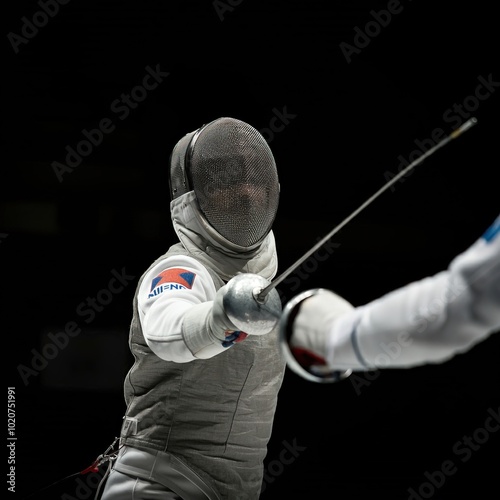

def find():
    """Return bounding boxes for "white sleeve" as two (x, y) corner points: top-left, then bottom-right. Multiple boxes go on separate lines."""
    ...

(328, 215), (500, 370)
(137, 255), (217, 363)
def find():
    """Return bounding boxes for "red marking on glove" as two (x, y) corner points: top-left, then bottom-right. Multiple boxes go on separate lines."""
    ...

(291, 347), (327, 368)
(232, 331), (248, 343)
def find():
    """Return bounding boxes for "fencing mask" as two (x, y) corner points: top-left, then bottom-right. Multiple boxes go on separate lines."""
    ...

(169, 117), (280, 252)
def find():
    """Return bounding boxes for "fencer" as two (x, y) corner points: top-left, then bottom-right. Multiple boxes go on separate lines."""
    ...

(100, 117), (286, 500)
(99, 115), (498, 499)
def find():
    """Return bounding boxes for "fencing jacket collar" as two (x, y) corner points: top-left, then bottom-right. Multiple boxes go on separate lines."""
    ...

(170, 191), (278, 282)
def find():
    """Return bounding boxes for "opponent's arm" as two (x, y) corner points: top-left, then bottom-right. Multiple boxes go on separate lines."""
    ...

(284, 215), (500, 379)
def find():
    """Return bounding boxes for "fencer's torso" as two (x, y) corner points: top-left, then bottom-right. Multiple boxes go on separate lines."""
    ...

(120, 243), (286, 499)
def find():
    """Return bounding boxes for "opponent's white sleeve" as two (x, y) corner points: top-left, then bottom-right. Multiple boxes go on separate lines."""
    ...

(137, 255), (219, 363)
(327, 215), (500, 371)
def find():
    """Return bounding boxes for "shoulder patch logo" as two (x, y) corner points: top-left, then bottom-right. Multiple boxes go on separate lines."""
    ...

(148, 268), (196, 298)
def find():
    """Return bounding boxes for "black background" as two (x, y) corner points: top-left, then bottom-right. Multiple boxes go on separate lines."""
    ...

(4, 1), (499, 499)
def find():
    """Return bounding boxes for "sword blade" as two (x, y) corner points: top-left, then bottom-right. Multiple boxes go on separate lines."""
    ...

(256, 117), (478, 301)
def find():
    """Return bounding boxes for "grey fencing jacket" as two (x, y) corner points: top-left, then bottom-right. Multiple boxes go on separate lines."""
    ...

(117, 192), (286, 499)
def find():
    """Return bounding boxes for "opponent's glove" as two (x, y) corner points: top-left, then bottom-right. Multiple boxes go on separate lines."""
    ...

(183, 273), (281, 359)
(281, 288), (355, 382)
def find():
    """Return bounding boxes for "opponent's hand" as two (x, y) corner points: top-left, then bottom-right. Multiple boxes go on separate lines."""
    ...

(282, 289), (355, 381)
